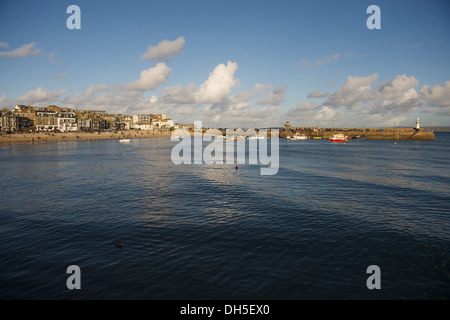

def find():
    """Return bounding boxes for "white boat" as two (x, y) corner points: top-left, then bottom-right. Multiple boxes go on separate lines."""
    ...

(119, 139), (131, 143)
(226, 135), (245, 141)
(248, 136), (265, 140)
(289, 133), (308, 140)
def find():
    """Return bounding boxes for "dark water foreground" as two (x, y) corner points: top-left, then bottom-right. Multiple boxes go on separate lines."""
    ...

(0, 133), (449, 300)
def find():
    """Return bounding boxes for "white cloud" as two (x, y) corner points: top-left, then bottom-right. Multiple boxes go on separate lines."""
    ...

(326, 74), (379, 108)
(4, 44), (449, 129)
(0, 42), (9, 48)
(64, 83), (115, 106)
(376, 74), (419, 100)
(423, 106), (450, 116)
(125, 63), (172, 91)
(314, 105), (341, 121)
(367, 75), (422, 114)
(253, 83), (272, 93)
(256, 87), (286, 106)
(195, 61), (240, 103)
(59, 67), (450, 128)
(140, 36), (185, 61)
(161, 61), (240, 105)
(84, 84), (109, 96)
(291, 101), (317, 111)
(63, 64), (171, 111)
(286, 74), (447, 127)
(285, 102), (346, 127)
(343, 74), (421, 110)
(420, 81), (450, 108)
(307, 90), (331, 98)
(322, 73), (426, 116)
(162, 83), (197, 104)
(285, 102), (317, 126)
(0, 42), (41, 58)
(16, 87), (67, 105)
(199, 104), (283, 128)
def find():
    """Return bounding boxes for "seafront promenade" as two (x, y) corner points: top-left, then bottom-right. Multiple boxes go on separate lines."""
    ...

(0, 130), (172, 146)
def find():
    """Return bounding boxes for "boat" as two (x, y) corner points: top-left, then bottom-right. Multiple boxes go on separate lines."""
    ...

(312, 136), (322, 139)
(119, 139), (131, 142)
(291, 133), (308, 140)
(248, 136), (265, 140)
(352, 134), (366, 140)
(329, 134), (348, 142)
(227, 136), (245, 141)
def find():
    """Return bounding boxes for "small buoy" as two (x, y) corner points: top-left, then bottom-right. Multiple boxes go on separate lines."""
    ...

(235, 166), (238, 170)
(115, 243), (123, 249)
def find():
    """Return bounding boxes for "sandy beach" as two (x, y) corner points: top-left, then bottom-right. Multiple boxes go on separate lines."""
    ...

(0, 130), (173, 146)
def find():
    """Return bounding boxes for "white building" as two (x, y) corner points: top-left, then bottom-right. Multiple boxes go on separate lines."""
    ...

(132, 114), (154, 129)
(133, 123), (153, 130)
(58, 109), (78, 132)
(152, 118), (174, 128)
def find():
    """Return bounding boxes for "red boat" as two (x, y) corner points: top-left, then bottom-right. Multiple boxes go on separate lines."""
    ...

(329, 134), (348, 142)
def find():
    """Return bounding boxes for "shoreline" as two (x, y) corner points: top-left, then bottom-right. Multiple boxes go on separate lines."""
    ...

(1, 128), (438, 147)
(0, 130), (172, 147)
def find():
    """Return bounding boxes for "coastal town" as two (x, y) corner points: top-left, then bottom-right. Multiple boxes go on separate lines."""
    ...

(0, 104), (197, 145)
(0, 104), (191, 134)
(0, 104), (436, 145)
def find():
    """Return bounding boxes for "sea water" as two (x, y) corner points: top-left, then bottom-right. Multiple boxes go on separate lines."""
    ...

(0, 133), (449, 299)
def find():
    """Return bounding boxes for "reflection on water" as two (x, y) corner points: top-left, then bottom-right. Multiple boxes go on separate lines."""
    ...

(0, 134), (449, 299)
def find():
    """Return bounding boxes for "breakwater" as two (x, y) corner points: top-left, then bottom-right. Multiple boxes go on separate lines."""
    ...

(281, 128), (435, 141)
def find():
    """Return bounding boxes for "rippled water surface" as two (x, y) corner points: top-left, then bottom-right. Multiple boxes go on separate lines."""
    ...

(0, 133), (449, 299)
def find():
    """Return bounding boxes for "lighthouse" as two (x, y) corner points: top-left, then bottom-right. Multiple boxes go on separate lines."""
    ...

(415, 118), (420, 131)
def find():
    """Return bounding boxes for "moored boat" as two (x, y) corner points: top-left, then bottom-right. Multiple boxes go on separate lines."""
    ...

(287, 133), (308, 140)
(229, 136), (245, 141)
(329, 133), (347, 142)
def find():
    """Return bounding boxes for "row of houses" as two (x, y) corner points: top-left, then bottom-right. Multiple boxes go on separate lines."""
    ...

(0, 105), (179, 133)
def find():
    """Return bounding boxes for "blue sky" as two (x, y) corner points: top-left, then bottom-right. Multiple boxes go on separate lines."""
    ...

(1, 0), (449, 127)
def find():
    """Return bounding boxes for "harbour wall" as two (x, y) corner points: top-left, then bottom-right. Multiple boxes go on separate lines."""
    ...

(281, 128), (435, 141)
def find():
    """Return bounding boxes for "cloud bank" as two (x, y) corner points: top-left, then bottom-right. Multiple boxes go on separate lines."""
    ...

(1, 36), (449, 128)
